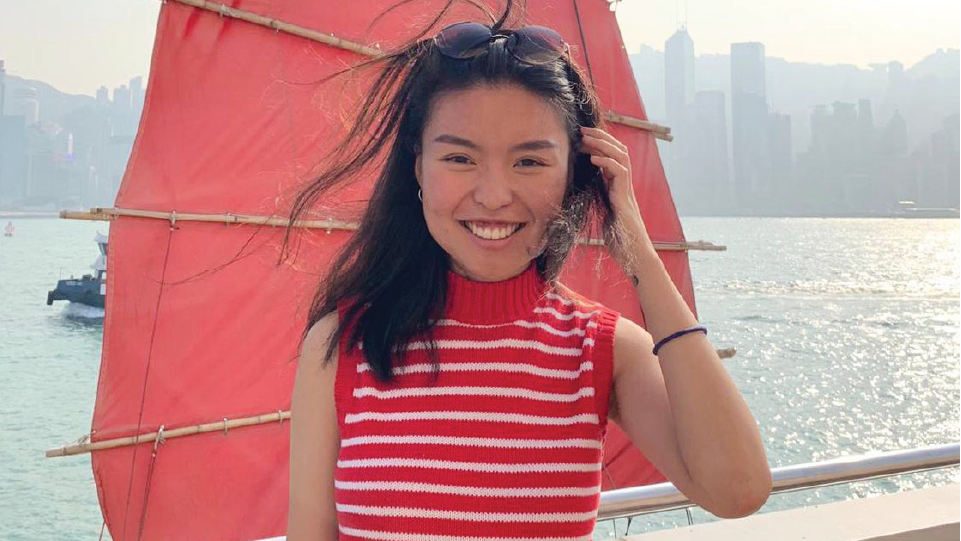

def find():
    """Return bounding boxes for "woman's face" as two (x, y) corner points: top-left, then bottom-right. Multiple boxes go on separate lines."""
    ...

(415, 83), (571, 282)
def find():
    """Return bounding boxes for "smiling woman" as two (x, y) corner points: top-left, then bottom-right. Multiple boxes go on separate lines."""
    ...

(283, 0), (770, 539)
(414, 84), (571, 280)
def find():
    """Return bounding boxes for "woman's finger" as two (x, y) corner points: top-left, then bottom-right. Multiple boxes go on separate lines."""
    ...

(580, 134), (630, 169)
(581, 126), (628, 154)
(589, 155), (628, 183)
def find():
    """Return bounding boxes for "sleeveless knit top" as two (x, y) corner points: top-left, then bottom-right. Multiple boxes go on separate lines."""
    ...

(333, 262), (621, 541)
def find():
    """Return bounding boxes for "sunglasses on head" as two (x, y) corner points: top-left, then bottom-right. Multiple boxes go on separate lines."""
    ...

(433, 22), (570, 66)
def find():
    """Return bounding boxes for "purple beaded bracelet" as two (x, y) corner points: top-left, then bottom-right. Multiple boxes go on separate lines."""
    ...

(652, 325), (708, 356)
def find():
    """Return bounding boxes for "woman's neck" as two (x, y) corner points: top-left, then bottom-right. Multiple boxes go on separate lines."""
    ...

(444, 259), (547, 322)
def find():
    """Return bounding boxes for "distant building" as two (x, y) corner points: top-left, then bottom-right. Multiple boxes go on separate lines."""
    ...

(915, 113), (960, 208)
(0, 115), (27, 206)
(96, 86), (110, 108)
(768, 112), (792, 211)
(880, 110), (908, 155)
(112, 84), (131, 112)
(688, 90), (731, 213)
(856, 99), (877, 167)
(10, 87), (40, 126)
(130, 76), (145, 112)
(665, 27), (695, 129)
(663, 26), (696, 211)
(832, 101), (859, 176)
(731, 42), (770, 210)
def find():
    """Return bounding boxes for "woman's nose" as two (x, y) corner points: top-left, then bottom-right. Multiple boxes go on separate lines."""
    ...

(472, 170), (513, 210)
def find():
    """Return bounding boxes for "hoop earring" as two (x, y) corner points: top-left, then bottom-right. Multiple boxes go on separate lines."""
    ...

(417, 189), (423, 202)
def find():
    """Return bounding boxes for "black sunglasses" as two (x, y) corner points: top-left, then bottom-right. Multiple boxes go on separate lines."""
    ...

(433, 22), (570, 66)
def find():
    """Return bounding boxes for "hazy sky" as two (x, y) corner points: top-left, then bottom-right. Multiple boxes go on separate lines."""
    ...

(1, 0), (958, 97)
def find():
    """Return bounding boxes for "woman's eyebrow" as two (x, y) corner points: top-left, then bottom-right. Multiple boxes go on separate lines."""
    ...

(433, 134), (558, 152)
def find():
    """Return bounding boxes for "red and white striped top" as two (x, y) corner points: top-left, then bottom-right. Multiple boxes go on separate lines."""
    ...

(333, 261), (620, 541)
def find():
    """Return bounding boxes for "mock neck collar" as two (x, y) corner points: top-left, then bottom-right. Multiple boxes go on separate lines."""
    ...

(444, 261), (548, 323)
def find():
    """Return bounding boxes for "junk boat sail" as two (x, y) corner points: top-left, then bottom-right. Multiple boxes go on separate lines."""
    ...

(45, 1), (743, 539)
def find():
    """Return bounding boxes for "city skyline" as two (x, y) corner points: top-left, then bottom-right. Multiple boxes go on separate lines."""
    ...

(1, 2), (957, 217)
(650, 22), (959, 217)
(0, 0), (958, 97)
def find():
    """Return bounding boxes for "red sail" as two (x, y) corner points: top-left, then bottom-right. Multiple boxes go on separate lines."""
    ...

(91, 1), (693, 539)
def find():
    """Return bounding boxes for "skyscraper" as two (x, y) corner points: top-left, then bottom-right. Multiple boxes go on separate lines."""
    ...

(664, 27), (695, 129)
(663, 26), (696, 210)
(96, 86), (110, 108)
(112, 84), (131, 112)
(731, 42), (769, 210)
(691, 90), (731, 212)
(768, 112), (792, 212)
(130, 76), (145, 111)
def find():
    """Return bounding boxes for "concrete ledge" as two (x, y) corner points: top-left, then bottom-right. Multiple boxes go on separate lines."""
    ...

(622, 483), (959, 541)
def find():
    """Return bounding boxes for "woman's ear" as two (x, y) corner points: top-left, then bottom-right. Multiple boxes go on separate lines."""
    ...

(414, 153), (423, 188)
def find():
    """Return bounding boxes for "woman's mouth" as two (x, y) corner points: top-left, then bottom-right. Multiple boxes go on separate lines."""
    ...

(460, 220), (527, 241)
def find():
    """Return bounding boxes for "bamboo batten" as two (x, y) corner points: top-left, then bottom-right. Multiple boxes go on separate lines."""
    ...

(604, 111), (673, 141)
(60, 207), (354, 231)
(172, 0), (382, 57)
(45, 410), (291, 458)
(48, 347), (738, 458)
(163, 0), (673, 141)
(61, 208), (726, 252)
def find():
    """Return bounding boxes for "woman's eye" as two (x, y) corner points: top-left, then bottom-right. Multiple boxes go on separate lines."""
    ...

(517, 158), (545, 167)
(443, 155), (473, 165)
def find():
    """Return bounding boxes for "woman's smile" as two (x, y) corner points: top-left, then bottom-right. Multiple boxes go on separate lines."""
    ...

(460, 220), (528, 243)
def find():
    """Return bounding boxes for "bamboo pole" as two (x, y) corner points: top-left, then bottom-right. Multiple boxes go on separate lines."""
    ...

(604, 111), (672, 139)
(171, 0), (382, 57)
(47, 348), (737, 458)
(163, 0), (673, 141)
(45, 410), (291, 458)
(61, 207), (726, 252)
(59, 207), (353, 231)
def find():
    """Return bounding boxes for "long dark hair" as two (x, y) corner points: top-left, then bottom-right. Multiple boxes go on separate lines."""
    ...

(282, 0), (624, 383)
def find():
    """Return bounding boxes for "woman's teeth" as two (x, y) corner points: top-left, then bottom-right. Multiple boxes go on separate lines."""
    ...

(463, 221), (524, 240)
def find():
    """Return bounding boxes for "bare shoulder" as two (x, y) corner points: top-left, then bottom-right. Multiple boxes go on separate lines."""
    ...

(607, 316), (656, 424)
(292, 310), (340, 432)
(300, 311), (339, 371)
(612, 315), (655, 379)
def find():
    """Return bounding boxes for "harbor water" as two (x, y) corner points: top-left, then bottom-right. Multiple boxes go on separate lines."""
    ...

(0, 217), (957, 540)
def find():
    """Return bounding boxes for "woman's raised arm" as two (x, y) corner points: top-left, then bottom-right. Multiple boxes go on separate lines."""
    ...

(580, 125), (772, 518)
(287, 312), (340, 540)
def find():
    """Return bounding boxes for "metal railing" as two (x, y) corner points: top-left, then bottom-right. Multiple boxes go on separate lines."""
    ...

(598, 442), (960, 521)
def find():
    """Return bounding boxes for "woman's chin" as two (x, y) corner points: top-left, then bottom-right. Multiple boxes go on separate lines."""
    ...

(449, 256), (531, 282)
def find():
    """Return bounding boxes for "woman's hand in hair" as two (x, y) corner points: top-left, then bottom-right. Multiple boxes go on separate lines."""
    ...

(577, 126), (652, 269)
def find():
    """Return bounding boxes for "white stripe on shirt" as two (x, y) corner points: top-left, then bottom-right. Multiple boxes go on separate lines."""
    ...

(338, 524), (593, 541)
(404, 339), (586, 356)
(339, 435), (602, 449)
(336, 503), (600, 522)
(336, 457), (602, 473)
(334, 479), (601, 497)
(434, 318), (587, 337)
(357, 361), (593, 380)
(344, 411), (599, 425)
(353, 386), (594, 402)
(533, 306), (600, 321)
